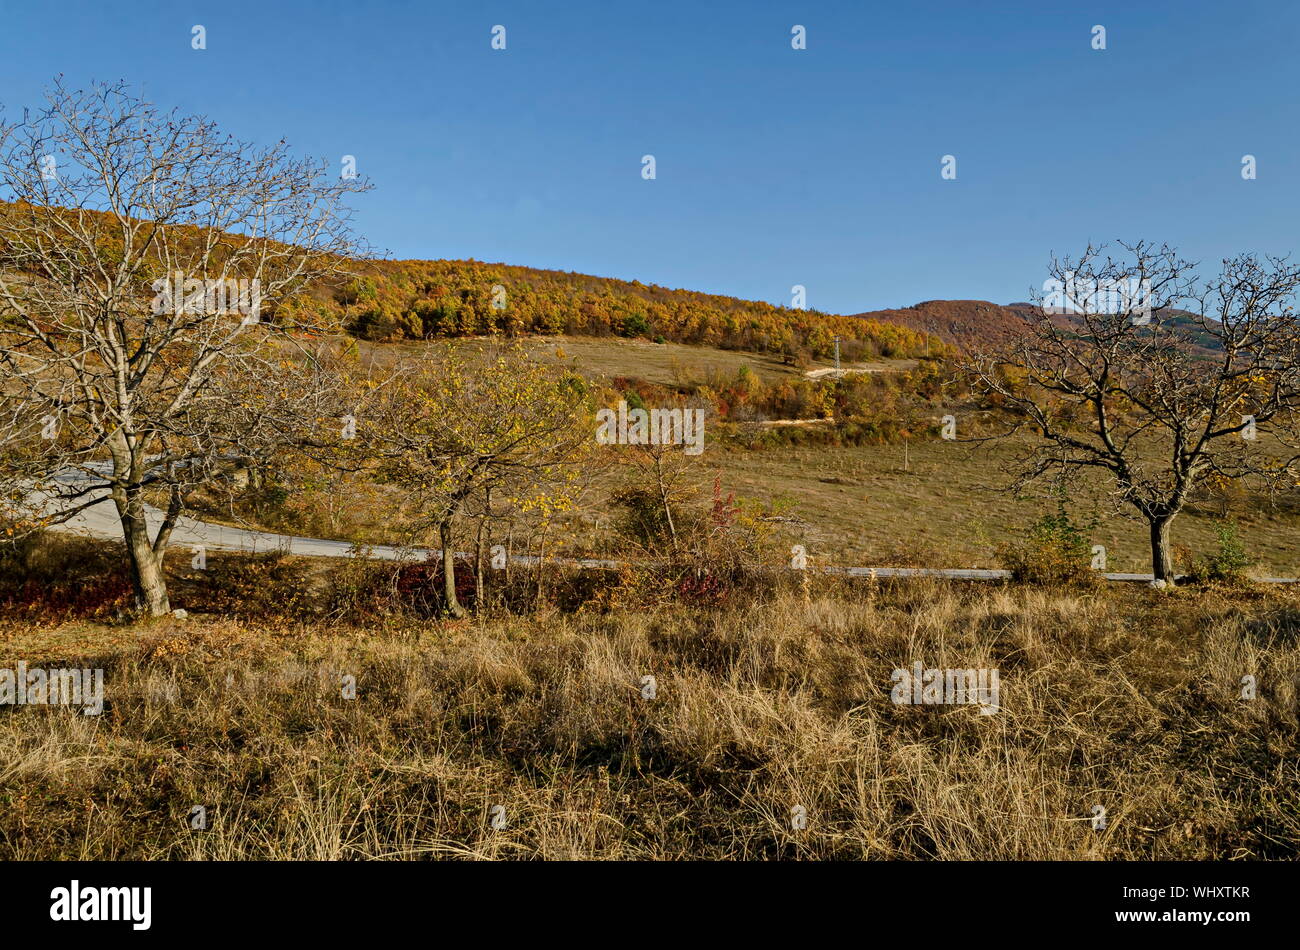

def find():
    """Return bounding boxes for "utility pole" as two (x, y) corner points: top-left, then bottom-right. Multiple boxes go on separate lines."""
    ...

(833, 335), (841, 377)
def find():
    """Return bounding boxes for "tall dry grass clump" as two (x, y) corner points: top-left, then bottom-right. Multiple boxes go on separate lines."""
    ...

(1, 576), (1296, 860)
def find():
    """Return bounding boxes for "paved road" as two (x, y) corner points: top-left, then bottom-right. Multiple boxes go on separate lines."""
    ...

(30, 465), (423, 561)
(829, 566), (1297, 583)
(29, 467), (1298, 583)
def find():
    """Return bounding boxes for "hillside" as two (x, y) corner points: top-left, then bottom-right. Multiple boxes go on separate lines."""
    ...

(847, 300), (1033, 351)
(3, 201), (1233, 367)
(848, 298), (1225, 357)
(313, 258), (940, 363)
(0, 201), (938, 365)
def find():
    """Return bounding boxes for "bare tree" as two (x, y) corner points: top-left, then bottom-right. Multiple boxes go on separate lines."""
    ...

(612, 442), (692, 557)
(0, 79), (370, 614)
(970, 241), (1300, 584)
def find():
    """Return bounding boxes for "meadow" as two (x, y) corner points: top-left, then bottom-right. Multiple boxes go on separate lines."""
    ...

(709, 438), (1300, 576)
(2, 570), (1296, 860)
(176, 335), (1300, 580)
(4, 333), (1298, 863)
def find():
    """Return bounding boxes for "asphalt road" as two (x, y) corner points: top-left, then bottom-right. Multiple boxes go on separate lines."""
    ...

(27, 467), (1298, 583)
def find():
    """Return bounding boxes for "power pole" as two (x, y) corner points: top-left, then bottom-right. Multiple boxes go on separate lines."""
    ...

(833, 335), (842, 377)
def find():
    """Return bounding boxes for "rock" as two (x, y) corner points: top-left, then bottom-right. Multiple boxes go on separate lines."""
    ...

(172, 608), (189, 619)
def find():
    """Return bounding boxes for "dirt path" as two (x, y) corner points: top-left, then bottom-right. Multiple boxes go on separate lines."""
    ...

(804, 358), (917, 379)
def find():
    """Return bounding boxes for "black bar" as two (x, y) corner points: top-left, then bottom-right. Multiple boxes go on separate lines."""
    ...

(1, 860), (1281, 937)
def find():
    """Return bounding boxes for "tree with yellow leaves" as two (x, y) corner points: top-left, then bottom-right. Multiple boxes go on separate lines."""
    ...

(351, 344), (592, 617)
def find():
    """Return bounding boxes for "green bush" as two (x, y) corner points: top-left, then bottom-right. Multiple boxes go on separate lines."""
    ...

(997, 501), (1099, 586)
(1191, 520), (1253, 583)
(621, 311), (651, 338)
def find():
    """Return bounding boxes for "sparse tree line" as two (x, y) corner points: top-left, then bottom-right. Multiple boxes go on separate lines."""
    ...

(3, 81), (1300, 618)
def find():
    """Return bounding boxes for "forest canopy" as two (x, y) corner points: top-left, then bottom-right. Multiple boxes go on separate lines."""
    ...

(315, 258), (939, 361)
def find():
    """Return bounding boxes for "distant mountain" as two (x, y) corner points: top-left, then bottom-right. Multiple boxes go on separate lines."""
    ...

(845, 300), (1033, 351)
(851, 299), (1224, 356)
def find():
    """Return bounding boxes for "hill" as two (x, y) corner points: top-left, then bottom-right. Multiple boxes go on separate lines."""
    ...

(314, 258), (940, 364)
(0, 201), (939, 366)
(846, 300), (1032, 351)
(852, 299), (1226, 357)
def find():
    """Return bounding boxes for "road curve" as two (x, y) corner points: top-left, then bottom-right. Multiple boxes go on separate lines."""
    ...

(29, 468), (1298, 584)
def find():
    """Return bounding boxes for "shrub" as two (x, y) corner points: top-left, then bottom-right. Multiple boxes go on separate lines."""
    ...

(187, 550), (320, 619)
(1190, 520), (1253, 584)
(996, 501), (1099, 586)
(0, 530), (132, 620)
(621, 311), (651, 338)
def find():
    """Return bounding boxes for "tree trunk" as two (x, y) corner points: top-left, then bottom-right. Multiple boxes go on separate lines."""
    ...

(654, 454), (678, 554)
(474, 514), (487, 616)
(120, 495), (171, 616)
(439, 518), (466, 618)
(505, 525), (514, 587)
(534, 522), (549, 610)
(1149, 515), (1175, 584)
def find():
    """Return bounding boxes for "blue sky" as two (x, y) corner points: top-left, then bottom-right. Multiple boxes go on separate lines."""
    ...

(1, 0), (1295, 314)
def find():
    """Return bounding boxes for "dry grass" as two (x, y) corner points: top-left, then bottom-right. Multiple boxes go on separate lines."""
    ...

(708, 437), (1300, 575)
(1, 578), (1296, 860)
(370, 335), (913, 388)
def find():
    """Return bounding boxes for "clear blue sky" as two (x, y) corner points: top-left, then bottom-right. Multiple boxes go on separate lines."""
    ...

(1, 0), (1295, 314)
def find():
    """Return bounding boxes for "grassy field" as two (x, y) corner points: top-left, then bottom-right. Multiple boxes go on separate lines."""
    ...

(352, 334), (916, 388)
(169, 409), (1300, 579)
(124, 332), (1293, 580)
(517, 336), (916, 387)
(1, 577), (1295, 860)
(334, 336), (1297, 577)
(704, 437), (1300, 577)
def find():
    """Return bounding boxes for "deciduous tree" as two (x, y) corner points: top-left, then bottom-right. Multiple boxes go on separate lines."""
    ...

(0, 79), (369, 614)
